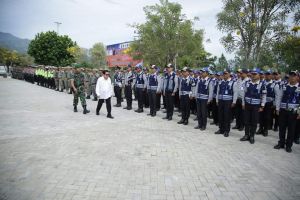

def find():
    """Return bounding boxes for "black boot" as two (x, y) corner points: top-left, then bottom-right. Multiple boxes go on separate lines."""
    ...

(73, 105), (78, 112)
(256, 127), (263, 135)
(262, 129), (268, 137)
(107, 113), (114, 119)
(183, 119), (188, 125)
(249, 127), (255, 144)
(177, 119), (184, 124)
(83, 105), (90, 114)
(86, 95), (90, 99)
(240, 126), (250, 141)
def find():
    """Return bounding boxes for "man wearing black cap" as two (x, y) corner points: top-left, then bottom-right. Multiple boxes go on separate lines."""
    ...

(240, 68), (266, 144)
(274, 70), (300, 153)
(113, 66), (123, 107)
(162, 63), (178, 120)
(215, 69), (238, 137)
(123, 64), (134, 110)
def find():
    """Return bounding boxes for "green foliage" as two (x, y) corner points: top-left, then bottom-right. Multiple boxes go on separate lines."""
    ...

(90, 42), (107, 68)
(217, 0), (292, 68)
(28, 31), (77, 66)
(130, 0), (208, 68)
(215, 53), (228, 71)
(0, 47), (34, 66)
(274, 35), (300, 71)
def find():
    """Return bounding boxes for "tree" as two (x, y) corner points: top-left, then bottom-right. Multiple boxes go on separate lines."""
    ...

(273, 34), (300, 71)
(130, 0), (207, 68)
(217, 0), (293, 68)
(90, 42), (106, 68)
(216, 53), (228, 70)
(0, 47), (34, 66)
(28, 31), (77, 66)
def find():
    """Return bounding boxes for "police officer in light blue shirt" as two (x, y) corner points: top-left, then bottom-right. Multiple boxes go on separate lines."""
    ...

(162, 63), (179, 120)
(113, 66), (123, 107)
(177, 67), (194, 125)
(134, 64), (147, 113)
(274, 70), (300, 153)
(147, 65), (162, 117)
(240, 68), (266, 144)
(194, 67), (214, 131)
(215, 69), (238, 137)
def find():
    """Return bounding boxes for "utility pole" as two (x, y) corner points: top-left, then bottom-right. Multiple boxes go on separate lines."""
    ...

(54, 22), (62, 34)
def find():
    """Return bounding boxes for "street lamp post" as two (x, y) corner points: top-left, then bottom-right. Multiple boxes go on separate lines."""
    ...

(54, 22), (62, 34)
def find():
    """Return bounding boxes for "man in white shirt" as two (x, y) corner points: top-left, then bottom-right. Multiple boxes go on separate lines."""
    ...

(95, 70), (114, 119)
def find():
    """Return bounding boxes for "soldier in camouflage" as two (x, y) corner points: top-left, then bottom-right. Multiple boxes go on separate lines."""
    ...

(70, 68), (90, 114)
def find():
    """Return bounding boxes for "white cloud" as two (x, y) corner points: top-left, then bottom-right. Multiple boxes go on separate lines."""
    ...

(0, 0), (233, 59)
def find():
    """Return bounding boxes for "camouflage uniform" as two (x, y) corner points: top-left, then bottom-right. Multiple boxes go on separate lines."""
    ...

(72, 72), (86, 107)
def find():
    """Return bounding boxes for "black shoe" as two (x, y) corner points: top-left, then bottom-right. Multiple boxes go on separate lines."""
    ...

(215, 130), (222, 134)
(123, 107), (128, 109)
(200, 127), (206, 131)
(107, 114), (114, 119)
(183, 120), (188, 125)
(177, 119), (184, 124)
(262, 130), (268, 137)
(249, 137), (255, 144)
(135, 109), (143, 113)
(224, 132), (229, 137)
(232, 126), (239, 130)
(86, 96), (90, 99)
(294, 139), (300, 144)
(92, 98), (97, 101)
(274, 144), (285, 149)
(151, 113), (156, 117)
(194, 126), (200, 129)
(96, 111), (99, 115)
(83, 106), (90, 114)
(256, 128), (263, 135)
(73, 106), (78, 112)
(114, 104), (121, 107)
(286, 147), (292, 153)
(238, 127), (244, 131)
(127, 107), (132, 110)
(168, 117), (172, 121)
(240, 135), (250, 141)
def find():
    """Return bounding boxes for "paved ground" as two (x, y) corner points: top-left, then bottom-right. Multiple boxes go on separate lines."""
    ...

(0, 77), (299, 200)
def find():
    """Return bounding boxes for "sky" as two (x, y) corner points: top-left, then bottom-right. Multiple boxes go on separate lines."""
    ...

(0, 0), (232, 58)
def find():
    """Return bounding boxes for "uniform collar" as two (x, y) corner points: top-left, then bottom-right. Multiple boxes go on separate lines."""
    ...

(250, 80), (260, 84)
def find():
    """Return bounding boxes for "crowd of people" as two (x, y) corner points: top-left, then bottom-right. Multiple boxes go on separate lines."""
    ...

(11, 63), (300, 153)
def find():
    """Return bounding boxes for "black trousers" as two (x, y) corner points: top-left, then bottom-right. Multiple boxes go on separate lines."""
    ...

(278, 109), (297, 148)
(96, 97), (111, 115)
(190, 98), (197, 114)
(180, 95), (190, 120)
(124, 85), (132, 108)
(175, 91), (180, 108)
(148, 90), (157, 114)
(273, 111), (279, 130)
(235, 98), (244, 128)
(244, 104), (260, 137)
(259, 102), (273, 130)
(156, 93), (161, 110)
(295, 119), (300, 142)
(114, 86), (122, 105)
(144, 90), (149, 107)
(212, 98), (218, 124)
(165, 91), (175, 117)
(197, 99), (208, 128)
(136, 88), (144, 109)
(218, 100), (232, 133)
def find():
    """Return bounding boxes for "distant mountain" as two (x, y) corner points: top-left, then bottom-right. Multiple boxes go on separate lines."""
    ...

(0, 32), (31, 54)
